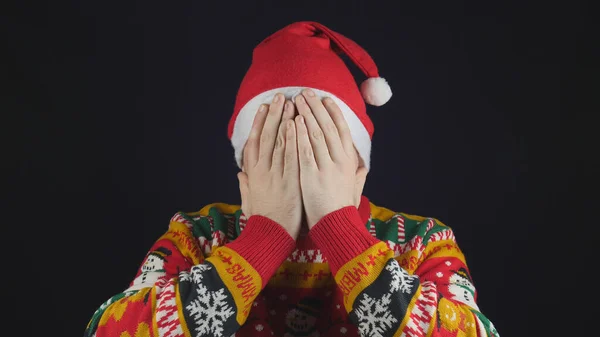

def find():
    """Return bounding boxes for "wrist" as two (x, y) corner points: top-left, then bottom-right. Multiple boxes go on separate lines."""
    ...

(307, 203), (355, 229)
(263, 213), (300, 240)
(309, 206), (379, 274)
(227, 215), (296, 286)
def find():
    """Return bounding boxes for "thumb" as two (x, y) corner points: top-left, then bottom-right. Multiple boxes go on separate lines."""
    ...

(354, 167), (368, 207)
(237, 171), (250, 212)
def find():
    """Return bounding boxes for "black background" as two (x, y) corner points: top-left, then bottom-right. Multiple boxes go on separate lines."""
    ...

(3, 1), (595, 336)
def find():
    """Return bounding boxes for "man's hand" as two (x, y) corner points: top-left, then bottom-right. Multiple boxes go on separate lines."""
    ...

(294, 89), (368, 229)
(237, 93), (303, 239)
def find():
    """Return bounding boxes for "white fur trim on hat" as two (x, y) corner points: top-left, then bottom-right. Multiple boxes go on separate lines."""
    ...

(231, 87), (372, 170)
(361, 77), (392, 106)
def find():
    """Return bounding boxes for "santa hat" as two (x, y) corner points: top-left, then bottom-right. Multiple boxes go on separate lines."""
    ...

(228, 21), (392, 170)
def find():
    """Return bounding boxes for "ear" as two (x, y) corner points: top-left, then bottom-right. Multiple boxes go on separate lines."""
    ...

(354, 166), (368, 207)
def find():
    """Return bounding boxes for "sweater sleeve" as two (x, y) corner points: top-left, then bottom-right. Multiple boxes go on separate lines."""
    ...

(84, 214), (295, 337)
(309, 206), (500, 337)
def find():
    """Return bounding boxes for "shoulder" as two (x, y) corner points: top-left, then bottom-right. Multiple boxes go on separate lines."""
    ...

(168, 202), (243, 255)
(367, 199), (469, 273)
(367, 200), (456, 251)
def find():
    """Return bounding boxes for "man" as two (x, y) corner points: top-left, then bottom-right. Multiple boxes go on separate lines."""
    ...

(84, 21), (499, 337)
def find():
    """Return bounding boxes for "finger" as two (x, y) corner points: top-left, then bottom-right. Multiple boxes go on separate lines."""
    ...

(258, 93), (285, 167)
(301, 89), (345, 162)
(295, 94), (331, 168)
(295, 115), (317, 171)
(243, 104), (269, 169)
(281, 99), (296, 122)
(271, 101), (294, 172)
(283, 119), (299, 177)
(323, 96), (355, 155)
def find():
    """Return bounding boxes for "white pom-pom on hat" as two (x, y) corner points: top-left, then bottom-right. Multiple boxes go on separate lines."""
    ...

(361, 77), (392, 106)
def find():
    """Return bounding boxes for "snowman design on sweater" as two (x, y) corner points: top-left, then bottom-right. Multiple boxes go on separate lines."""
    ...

(283, 297), (322, 337)
(130, 247), (172, 289)
(447, 267), (479, 310)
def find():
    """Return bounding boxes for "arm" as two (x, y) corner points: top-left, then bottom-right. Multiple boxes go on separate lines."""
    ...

(84, 213), (294, 337)
(85, 93), (303, 337)
(309, 206), (500, 337)
(293, 89), (499, 337)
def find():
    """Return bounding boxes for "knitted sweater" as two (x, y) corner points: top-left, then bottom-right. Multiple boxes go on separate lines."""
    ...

(84, 196), (499, 337)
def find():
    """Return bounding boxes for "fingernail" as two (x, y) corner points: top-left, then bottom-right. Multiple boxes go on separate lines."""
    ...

(273, 94), (281, 103)
(296, 95), (305, 104)
(285, 101), (292, 111)
(323, 97), (333, 104)
(298, 115), (305, 124)
(259, 104), (266, 113)
(303, 89), (315, 97)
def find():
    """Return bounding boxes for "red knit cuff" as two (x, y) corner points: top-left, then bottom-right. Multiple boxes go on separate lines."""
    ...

(226, 215), (295, 286)
(309, 206), (380, 275)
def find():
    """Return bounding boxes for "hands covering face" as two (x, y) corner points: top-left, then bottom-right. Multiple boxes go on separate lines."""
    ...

(237, 90), (368, 239)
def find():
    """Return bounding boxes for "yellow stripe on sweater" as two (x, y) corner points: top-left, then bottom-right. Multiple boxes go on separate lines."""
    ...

(268, 261), (334, 288)
(190, 203), (241, 217)
(208, 246), (262, 326)
(174, 282), (193, 337)
(423, 240), (466, 262)
(396, 240), (466, 274)
(437, 298), (479, 336)
(369, 202), (397, 222)
(161, 222), (204, 265)
(98, 288), (151, 328)
(151, 286), (159, 337)
(334, 242), (394, 312)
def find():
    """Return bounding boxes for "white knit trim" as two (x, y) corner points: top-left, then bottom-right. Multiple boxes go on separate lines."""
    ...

(231, 87), (371, 170)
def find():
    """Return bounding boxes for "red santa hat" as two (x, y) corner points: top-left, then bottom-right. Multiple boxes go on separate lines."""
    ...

(228, 21), (392, 170)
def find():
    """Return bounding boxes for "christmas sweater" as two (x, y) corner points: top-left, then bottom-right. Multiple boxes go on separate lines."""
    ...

(84, 196), (499, 337)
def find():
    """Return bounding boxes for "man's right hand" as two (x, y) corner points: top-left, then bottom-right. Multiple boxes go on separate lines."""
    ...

(237, 93), (303, 240)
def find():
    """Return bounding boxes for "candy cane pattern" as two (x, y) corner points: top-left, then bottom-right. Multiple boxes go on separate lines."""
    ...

(401, 281), (438, 336)
(212, 230), (227, 248)
(170, 213), (193, 229)
(155, 277), (185, 337)
(239, 213), (247, 233)
(197, 236), (213, 255)
(368, 215), (376, 236)
(396, 215), (406, 243)
(426, 218), (435, 232)
(428, 229), (455, 243)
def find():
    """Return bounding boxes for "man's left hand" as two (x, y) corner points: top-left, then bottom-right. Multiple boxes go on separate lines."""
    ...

(293, 89), (368, 229)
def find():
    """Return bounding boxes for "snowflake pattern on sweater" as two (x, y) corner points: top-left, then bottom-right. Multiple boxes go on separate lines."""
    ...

(180, 264), (236, 337)
(353, 293), (398, 336)
(84, 196), (499, 337)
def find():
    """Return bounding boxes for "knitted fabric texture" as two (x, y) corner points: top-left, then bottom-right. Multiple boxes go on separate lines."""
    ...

(85, 196), (499, 337)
